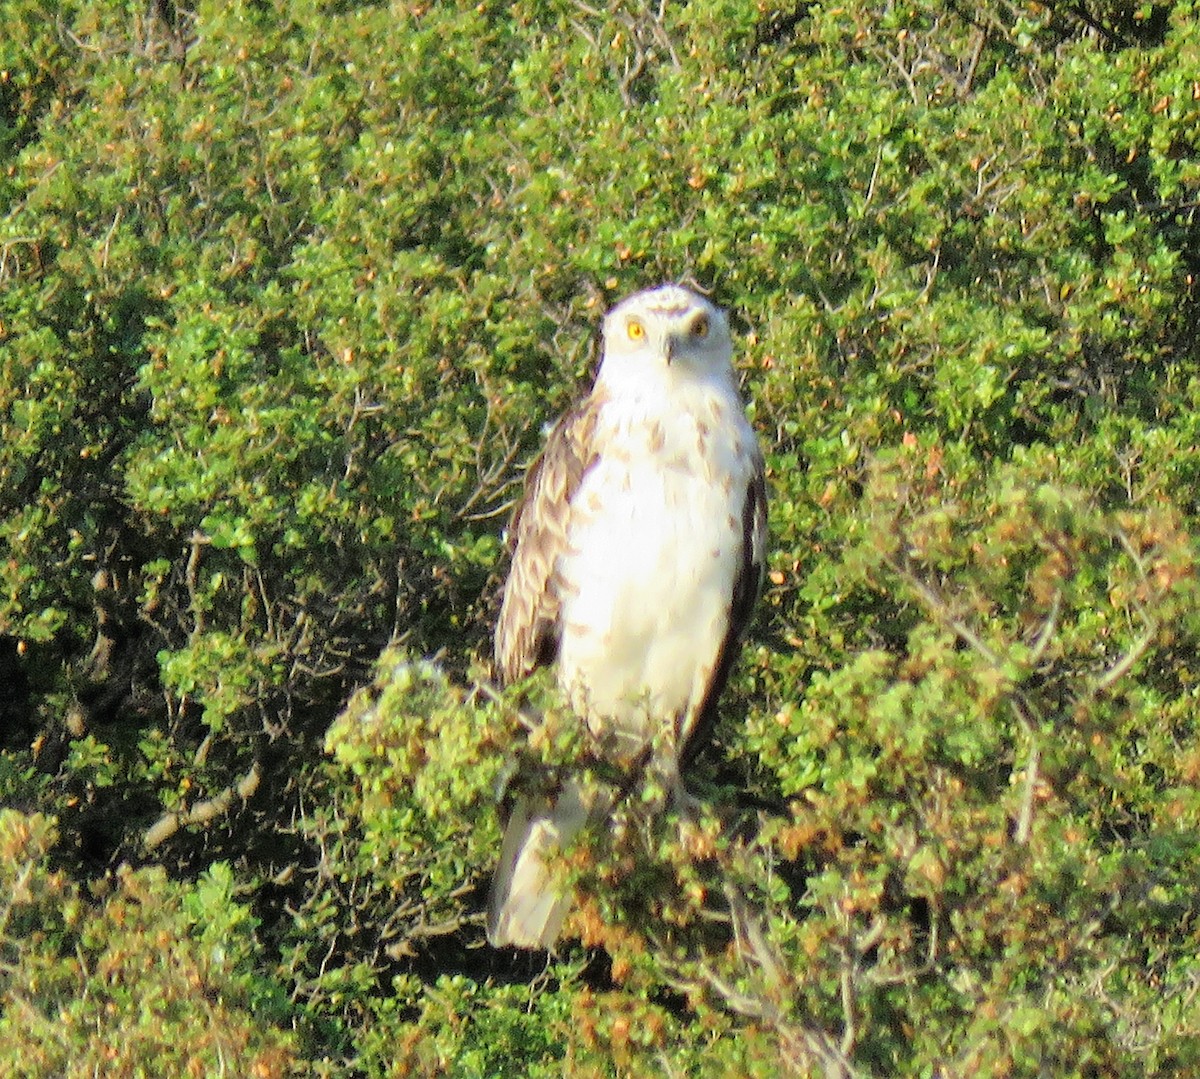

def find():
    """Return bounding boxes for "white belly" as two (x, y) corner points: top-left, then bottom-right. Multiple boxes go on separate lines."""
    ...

(555, 394), (753, 759)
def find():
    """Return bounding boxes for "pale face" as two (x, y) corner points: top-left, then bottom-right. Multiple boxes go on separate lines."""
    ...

(598, 285), (734, 386)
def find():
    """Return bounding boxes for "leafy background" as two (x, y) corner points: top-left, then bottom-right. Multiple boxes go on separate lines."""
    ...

(3, 1), (1200, 1074)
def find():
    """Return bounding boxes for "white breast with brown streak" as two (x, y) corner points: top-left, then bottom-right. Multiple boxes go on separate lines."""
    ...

(554, 377), (758, 761)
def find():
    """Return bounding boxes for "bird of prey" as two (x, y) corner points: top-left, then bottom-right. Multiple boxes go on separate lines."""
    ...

(487, 284), (767, 949)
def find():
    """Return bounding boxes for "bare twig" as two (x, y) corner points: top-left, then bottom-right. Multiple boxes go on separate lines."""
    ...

(143, 758), (262, 850)
(1013, 732), (1040, 846)
(960, 27), (987, 97)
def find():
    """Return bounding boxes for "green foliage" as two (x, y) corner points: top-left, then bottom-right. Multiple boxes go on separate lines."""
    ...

(281, 655), (502, 1041)
(5, 0), (1200, 1074)
(0, 810), (296, 1077)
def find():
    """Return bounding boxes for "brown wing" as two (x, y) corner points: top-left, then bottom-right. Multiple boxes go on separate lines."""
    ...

(680, 450), (768, 765)
(494, 394), (602, 686)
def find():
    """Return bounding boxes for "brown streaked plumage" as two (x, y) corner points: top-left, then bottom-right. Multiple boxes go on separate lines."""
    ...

(494, 395), (602, 686)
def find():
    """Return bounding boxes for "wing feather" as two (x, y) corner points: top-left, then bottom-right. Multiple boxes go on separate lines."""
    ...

(494, 394), (602, 686)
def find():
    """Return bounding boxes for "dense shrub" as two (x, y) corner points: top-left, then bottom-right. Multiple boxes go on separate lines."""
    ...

(4, 0), (1200, 1074)
(0, 810), (297, 1076)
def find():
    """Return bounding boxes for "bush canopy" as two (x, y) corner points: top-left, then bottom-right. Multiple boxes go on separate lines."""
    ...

(3, 1), (1200, 1075)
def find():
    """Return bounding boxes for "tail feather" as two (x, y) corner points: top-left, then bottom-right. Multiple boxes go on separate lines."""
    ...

(487, 780), (602, 949)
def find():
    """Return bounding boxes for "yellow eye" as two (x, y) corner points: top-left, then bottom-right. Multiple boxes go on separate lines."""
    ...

(690, 314), (710, 339)
(626, 318), (646, 341)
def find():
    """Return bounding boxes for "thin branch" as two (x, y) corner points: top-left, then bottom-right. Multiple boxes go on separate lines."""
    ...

(1014, 732), (1040, 846)
(886, 555), (1001, 667)
(1090, 628), (1156, 696)
(960, 26), (987, 97)
(1027, 589), (1061, 668)
(143, 758), (262, 850)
